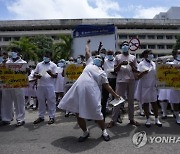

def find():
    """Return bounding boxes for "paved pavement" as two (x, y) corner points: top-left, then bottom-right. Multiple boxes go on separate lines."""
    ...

(0, 103), (180, 154)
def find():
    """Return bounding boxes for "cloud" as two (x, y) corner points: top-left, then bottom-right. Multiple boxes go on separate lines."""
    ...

(6, 0), (122, 20)
(132, 6), (168, 19)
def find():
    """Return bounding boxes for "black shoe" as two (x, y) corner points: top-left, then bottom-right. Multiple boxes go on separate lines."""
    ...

(78, 132), (89, 142)
(155, 123), (162, 127)
(48, 118), (55, 125)
(161, 116), (167, 119)
(0, 121), (10, 126)
(33, 117), (44, 124)
(65, 113), (69, 117)
(129, 120), (140, 126)
(145, 123), (151, 128)
(140, 113), (145, 117)
(16, 121), (25, 127)
(101, 134), (110, 142)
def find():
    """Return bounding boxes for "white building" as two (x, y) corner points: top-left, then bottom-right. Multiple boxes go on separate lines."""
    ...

(1, 7), (180, 59)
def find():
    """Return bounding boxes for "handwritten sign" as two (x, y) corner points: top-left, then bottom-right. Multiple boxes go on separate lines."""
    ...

(0, 63), (28, 89)
(156, 64), (180, 89)
(64, 64), (84, 83)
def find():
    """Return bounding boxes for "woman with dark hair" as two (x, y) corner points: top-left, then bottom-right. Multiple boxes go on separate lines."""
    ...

(135, 49), (162, 128)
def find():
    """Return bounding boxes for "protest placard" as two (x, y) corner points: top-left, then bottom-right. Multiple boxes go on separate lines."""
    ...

(156, 64), (180, 89)
(64, 64), (84, 83)
(0, 63), (28, 88)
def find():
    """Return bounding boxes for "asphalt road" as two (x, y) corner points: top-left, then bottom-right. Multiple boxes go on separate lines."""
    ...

(0, 104), (180, 154)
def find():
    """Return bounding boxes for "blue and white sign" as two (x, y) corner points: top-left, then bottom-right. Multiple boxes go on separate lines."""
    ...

(73, 24), (115, 38)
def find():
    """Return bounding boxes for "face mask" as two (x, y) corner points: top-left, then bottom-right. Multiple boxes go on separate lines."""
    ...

(58, 63), (65, 67)
(122, 45), (129, 53)
(147, 54), (154, 61)
(107, 55), (114, 61)
(93, 58), (102, 67)
(100, 53), (106, 58)
(11, 52), (18, 59)
(92, 56), (96, 60)
(176, 54), (180, 61)
(77, 58), (81, 64)
(0, 56), (3, 63)
(43, 57), (50, 63)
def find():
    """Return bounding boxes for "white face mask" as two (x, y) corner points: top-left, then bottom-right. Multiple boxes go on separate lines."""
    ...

(176, 54), (180, 61)
(122, 45), (129, 53)
(147, 54), (154, 61)
(77, 58), (81, 64)
(107, 55), (114, 61)
(58, 63), (65, 67)
(11, 52), (18, 59)
(100, 53), (106, 58)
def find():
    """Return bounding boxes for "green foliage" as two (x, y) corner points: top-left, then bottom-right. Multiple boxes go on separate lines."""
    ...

(9, 34), (73, 63)
(52, 34), (73, 63)
(173, 34), (180, 51)
(9, 37), (38, 62)
(29, 35), (53, 61)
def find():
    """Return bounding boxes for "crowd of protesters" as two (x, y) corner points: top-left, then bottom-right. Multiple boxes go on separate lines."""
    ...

(0, 40), (179, 142)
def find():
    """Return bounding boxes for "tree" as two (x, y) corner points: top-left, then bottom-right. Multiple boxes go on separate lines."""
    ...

(173, 34), (180, 51)
(52, 34), (73, 63)
(29, 35), (53, 61)
(9, 37), (38, 62)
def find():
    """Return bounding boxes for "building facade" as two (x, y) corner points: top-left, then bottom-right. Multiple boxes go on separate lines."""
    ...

(0, 18), (180, 59)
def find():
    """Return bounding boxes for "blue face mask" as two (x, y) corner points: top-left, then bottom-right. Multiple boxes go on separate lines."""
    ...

(100, 53), (106, 58)
(92, 56), (96, 60)
(122, 45), (129, 53)
(93, 58), (102, 67)
(57, 62), (65, 67)
(177, 54), (180, 61)
(43, 57), (50, 63)
(0, 56), (3, 63)
(77, 58), (81, 64)
(107, 55), (114, 61)
(147, 54), (154, 61)
(11, 52), (18, 59)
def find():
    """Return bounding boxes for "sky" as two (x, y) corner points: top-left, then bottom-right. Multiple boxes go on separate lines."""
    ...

(0, 0), (180, 20)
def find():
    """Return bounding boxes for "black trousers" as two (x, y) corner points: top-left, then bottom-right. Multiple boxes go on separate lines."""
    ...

(101, 78), (116, 119)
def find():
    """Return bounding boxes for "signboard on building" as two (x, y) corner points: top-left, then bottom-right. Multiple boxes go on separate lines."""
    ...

(156, 64), (180, 89)
(72, 24), (117, 58)
(0, 63), (28, 89)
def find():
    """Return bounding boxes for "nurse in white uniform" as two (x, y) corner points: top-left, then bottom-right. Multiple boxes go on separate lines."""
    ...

(168, 50), (180, 125)
(58, 40), (120, 142)
(135, 49), (162, 128)
(1, 48), (27, 127)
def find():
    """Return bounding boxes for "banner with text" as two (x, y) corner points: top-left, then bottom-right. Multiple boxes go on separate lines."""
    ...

(0, 63), (28, 89)
(156, 64), (180, 89)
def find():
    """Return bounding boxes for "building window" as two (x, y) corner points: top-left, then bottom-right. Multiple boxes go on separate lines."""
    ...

(139, 44), (147, 49)
(167, 45), (173, 49)
(148, 45), (156, 49)
(118, 35), (127, 39)
(129, 35), (136, 39)
(166, 35), (173, 39)
(13, 37), (20, 41)
(3, 37), (11, 41)
(138, 35), (146, 39)
(157, 45), (165, 49)
(147, 35), (155, 39)
(157, 35), (164, 39)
